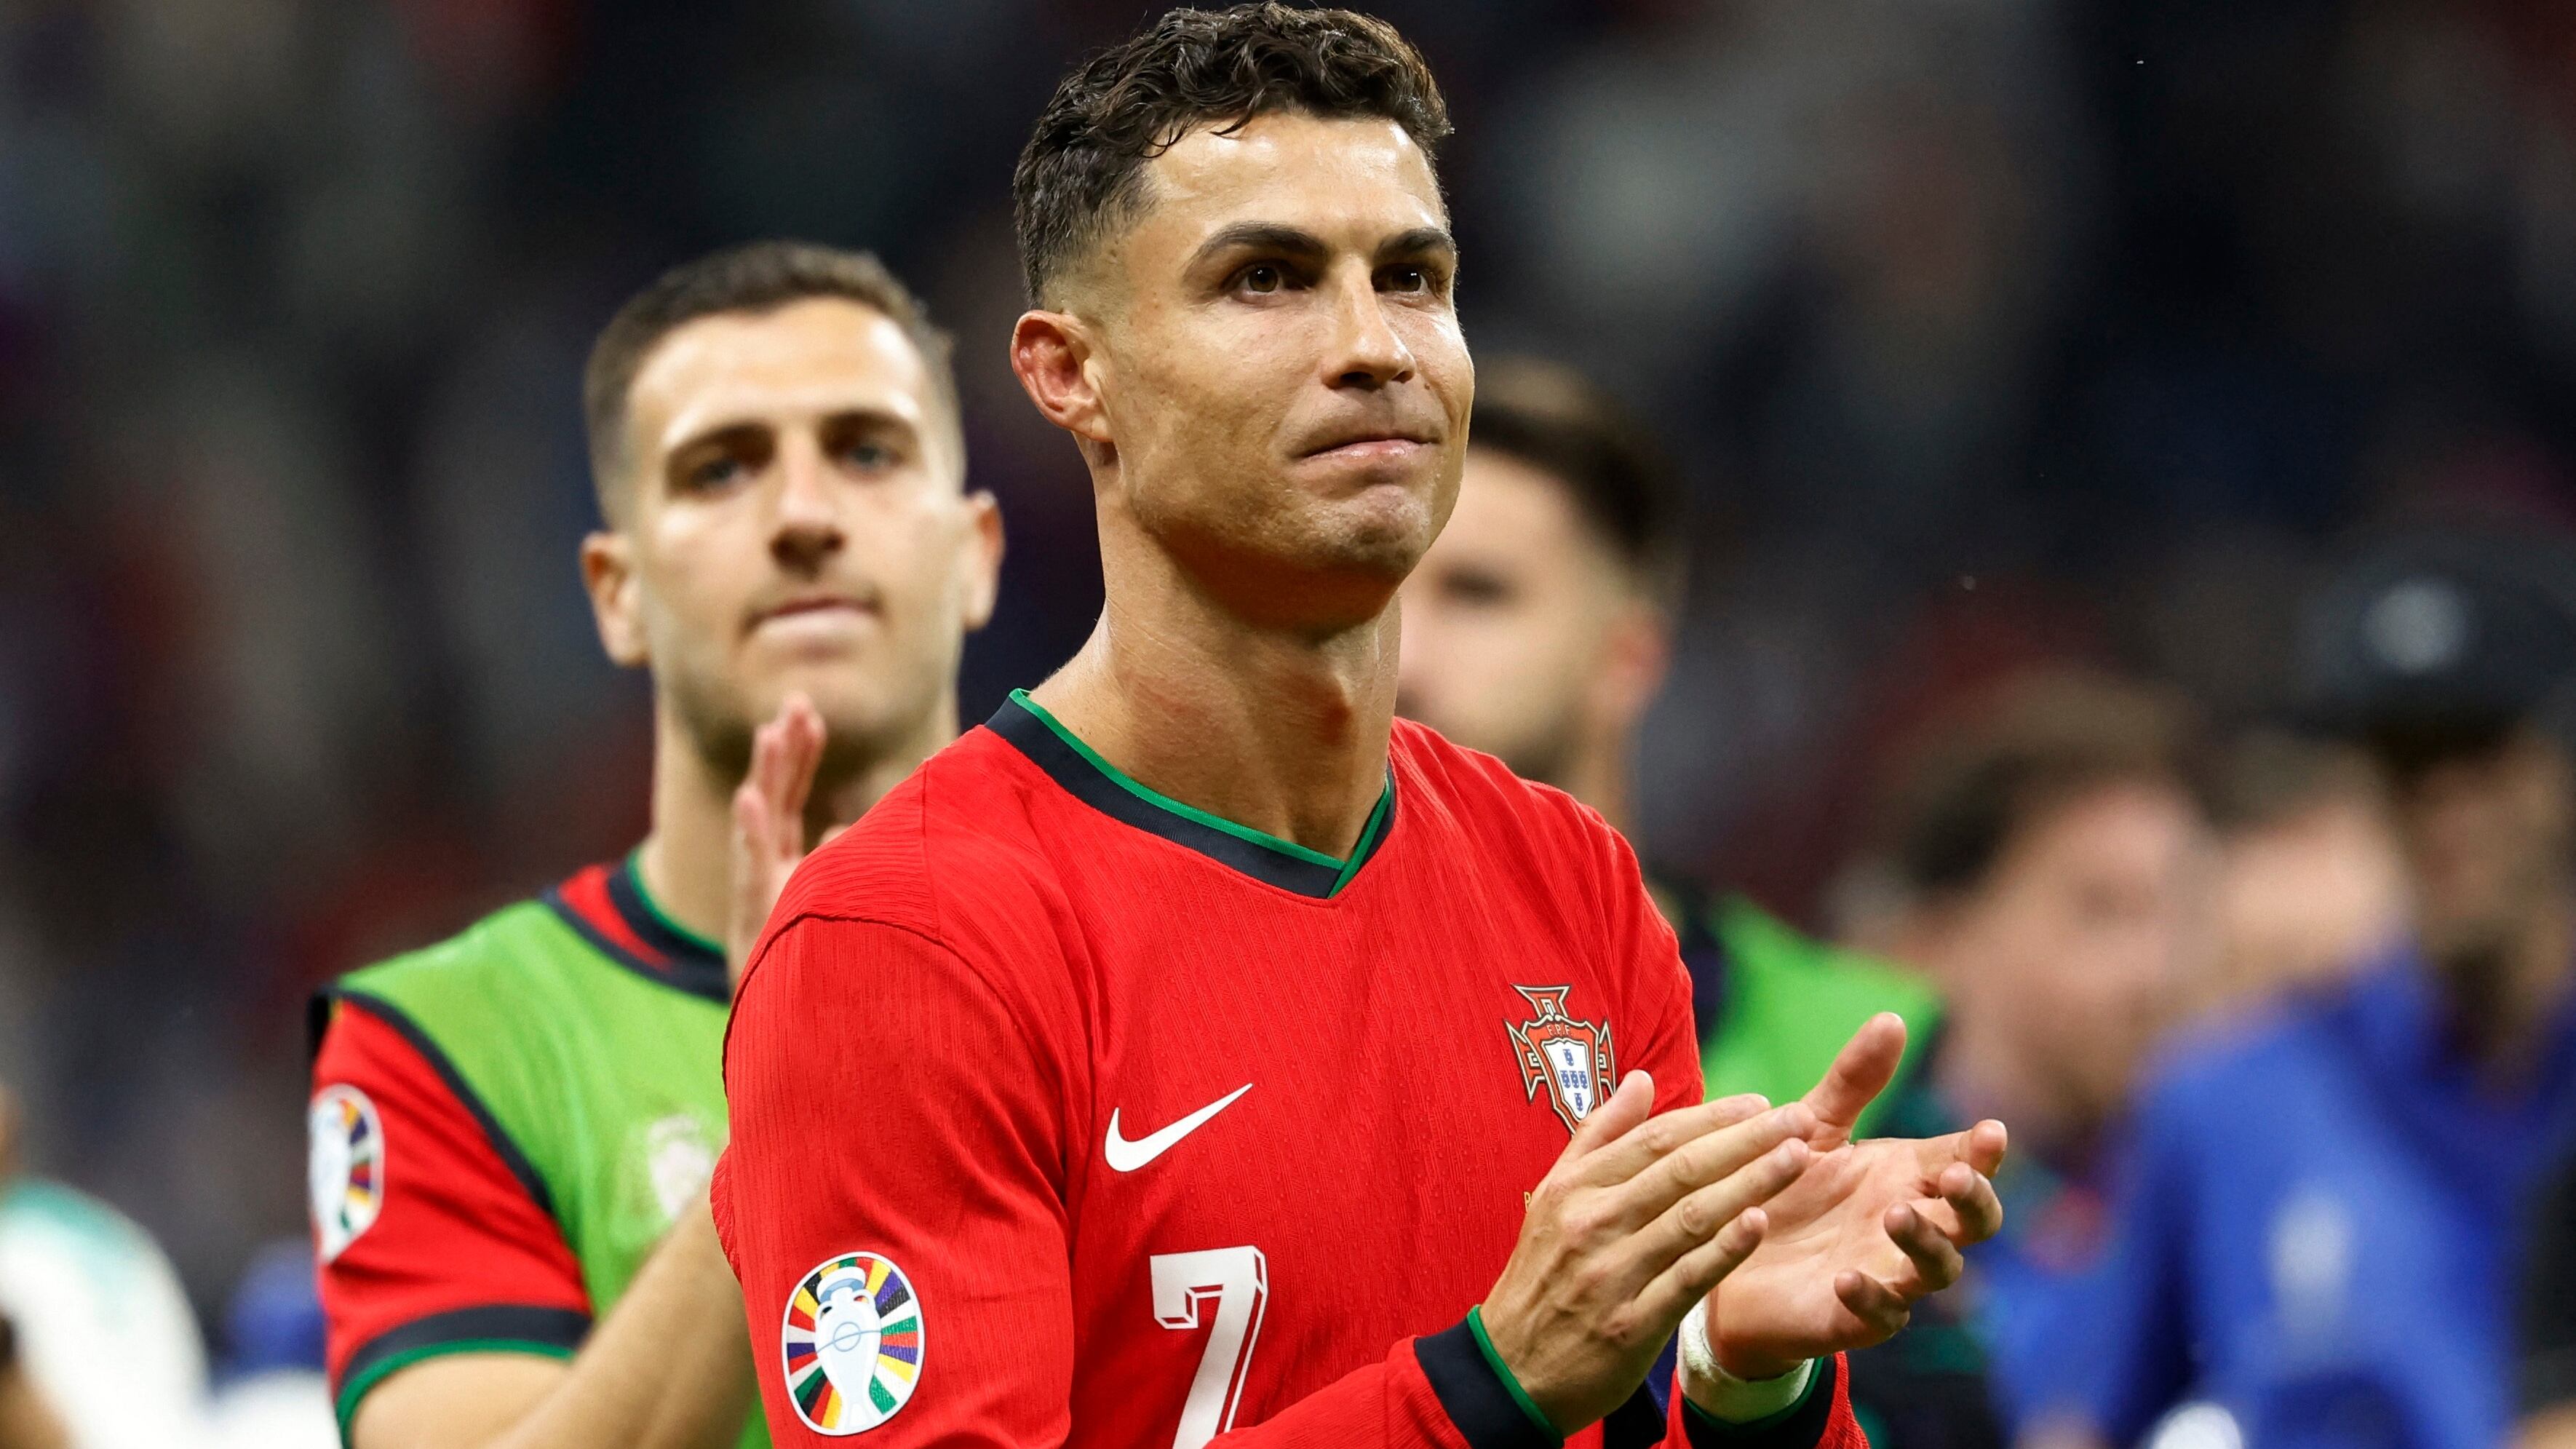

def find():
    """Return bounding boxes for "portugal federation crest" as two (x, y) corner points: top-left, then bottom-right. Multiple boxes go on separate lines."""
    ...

(1507, 985), (1616, 1132)
(782, 1252), (923, 1435)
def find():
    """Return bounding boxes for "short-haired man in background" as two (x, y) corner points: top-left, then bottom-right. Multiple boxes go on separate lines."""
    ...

(2058, 534), (2576, 1449)
(308, 241), (1001, 1449)
(720, 9), (2005, 1448)
(1396, 356), (1941, 1135)
(1852, 671), (2213, 1443)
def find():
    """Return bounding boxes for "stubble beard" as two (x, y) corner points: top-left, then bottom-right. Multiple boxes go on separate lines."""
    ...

(666, 658), (901, 809)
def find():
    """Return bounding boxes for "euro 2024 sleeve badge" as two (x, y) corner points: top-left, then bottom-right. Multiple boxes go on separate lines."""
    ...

(1507, 985), (1616, 1133)
(309, 1084), (383, 1262)
(782, 1253), (923, 1434)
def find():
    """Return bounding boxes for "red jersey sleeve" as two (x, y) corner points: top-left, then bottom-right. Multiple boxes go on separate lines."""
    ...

(1583, 803), (1700, 1122)
(717, 916), (1078, 1445)
(309, 992), (590, 1427)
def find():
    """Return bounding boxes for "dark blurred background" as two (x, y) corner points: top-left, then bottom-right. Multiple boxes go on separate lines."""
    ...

(0, 0), (2570, 1362)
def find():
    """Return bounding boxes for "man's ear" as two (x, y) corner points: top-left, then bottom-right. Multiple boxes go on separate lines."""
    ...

(960, 491), (1005, 632)
(581, 528), (648, 668)
(1589, 597), (1674, 739)
(1010, 309), (1114, 451)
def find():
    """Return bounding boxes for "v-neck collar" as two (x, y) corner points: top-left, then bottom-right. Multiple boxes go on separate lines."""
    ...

(542, 852), (730, 1004)
(986, 690), (1396, 899)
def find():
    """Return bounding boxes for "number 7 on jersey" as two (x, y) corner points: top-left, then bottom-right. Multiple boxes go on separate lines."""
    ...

(1150, 1247), (1269, 1449)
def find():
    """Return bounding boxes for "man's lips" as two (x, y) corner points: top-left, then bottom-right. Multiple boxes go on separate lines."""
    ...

(747, 595), (875, 632)
(1299, 431), (1438, 461)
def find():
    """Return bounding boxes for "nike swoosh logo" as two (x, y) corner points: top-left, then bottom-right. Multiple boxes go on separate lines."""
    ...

(1103, 1084), (1253, 1172)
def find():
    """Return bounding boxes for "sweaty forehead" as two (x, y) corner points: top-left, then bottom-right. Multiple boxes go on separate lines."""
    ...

(1115, 113), (1445, 272)
(625, 296), (934, 461)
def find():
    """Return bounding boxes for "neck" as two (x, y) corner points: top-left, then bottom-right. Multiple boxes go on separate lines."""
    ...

(2444, 882), (2576, 1080)
(1030, 530), (1397, 860)
(1559, 732), (1635, 838)
(634, 695), (953, 945)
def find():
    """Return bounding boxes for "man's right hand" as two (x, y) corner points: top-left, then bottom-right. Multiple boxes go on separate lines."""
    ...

(1477, 1073), (1816, 1433)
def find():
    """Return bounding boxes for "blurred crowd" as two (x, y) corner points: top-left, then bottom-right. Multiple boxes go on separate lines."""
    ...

(3, 0), (2576, 1446)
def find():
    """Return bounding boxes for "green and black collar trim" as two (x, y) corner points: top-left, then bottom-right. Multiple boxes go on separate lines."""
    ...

(987, 689), (1395, 899)
(541, 854), (730, 1005)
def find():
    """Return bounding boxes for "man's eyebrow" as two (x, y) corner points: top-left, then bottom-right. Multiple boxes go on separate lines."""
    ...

(664, 403), (918, 458)
(664, 418), (771, 461)
(1378, 227), (1457, 263)
(1188, 223), (1330, 271)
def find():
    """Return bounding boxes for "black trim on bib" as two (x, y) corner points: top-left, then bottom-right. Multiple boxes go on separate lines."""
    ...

(541, 860), (730, 1005)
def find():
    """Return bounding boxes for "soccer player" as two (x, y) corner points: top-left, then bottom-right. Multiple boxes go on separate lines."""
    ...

(1394, 356), (1941, 1135)
(716, 9), (2007, 1448)
(307, 242), (1002, 1449)
(2050, 533), (2576, 1449)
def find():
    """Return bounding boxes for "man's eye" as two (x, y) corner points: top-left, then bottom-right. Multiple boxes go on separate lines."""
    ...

(1383, 266), (1431, 293)
(688, 456), (745, 490)
(1239, 263), (1287, 295)
(843, 440), (897, 472)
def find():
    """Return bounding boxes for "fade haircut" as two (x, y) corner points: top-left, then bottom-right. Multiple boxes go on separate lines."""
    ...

(1877, 670), (2203, 900)
(581, 240), (959, 523)
(1470, 357), (1687, 606)
(1012, 4), (1452, 306)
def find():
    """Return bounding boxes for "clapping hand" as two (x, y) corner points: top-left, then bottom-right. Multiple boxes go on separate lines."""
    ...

(726, 693), (827, 993)
(1699, 1014), (2008, 1382)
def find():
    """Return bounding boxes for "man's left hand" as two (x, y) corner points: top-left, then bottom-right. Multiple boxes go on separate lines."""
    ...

(726, 693), (827, 993)
(1700, 1014), (2008, 1382)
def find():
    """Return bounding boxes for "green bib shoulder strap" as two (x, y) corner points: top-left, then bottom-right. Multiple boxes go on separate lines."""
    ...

(1692, 897), (1943, 1139)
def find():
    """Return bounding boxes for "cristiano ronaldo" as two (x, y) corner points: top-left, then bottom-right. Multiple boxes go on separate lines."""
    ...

(716, 9), (2007, 1448)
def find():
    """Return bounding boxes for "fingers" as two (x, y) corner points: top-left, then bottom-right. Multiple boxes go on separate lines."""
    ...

(771, 694), (824, 833)
(1573, 1089), (1773, 1188)
(1801, 1013), (1907, 1146)
(1631, 1207), (1768, 1330)
(1606, 1103), (1816, 1226)
(1832, 1269), (1912, 1345)
(1885, 1202), (1964, 1293)
(736, 694), (826, 860)
(1631, 1135), (1809, 1279)
(1554, 1071), (1657, 1169)
(1937, 1160), (2005, 1247)
(727, 694), (830, 989)
(1904, 1119), (2007, 1236)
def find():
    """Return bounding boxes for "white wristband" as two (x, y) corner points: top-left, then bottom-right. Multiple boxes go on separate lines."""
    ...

(1677, 1306), (1815, 1423)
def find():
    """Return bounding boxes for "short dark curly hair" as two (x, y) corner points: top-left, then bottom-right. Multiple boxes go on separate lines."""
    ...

(1013, 4), (1452, 306)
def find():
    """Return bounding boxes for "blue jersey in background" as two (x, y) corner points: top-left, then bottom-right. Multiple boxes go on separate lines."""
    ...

(2040, 951), (2576, 1448)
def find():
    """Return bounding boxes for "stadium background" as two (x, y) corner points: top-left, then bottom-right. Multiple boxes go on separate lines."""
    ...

(0, 0), (2571, 1387)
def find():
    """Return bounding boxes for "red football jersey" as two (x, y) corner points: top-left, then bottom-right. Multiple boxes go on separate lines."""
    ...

(715, 694), (1862, 1449)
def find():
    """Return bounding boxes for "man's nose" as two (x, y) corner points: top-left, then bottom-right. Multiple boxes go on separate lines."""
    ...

(771, 435), (844, 571)
(1324, 276), (1415, 391)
